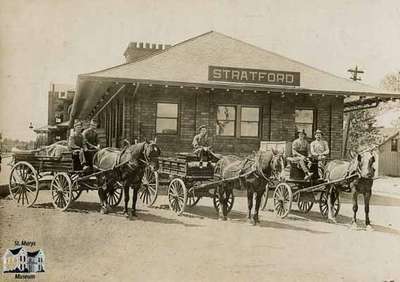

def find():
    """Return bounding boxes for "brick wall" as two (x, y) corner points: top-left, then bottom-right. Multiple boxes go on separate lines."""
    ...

(122, 86), (344, 158)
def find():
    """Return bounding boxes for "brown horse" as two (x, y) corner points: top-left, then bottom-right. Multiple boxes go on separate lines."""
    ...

(93, 141), (161, 218)
(215, 150), (284, 225)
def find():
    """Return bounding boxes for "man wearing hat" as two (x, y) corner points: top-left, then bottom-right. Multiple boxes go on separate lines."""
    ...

(310, 129), (330, 178)
(68, 120), (87, 170)
(82, 119), (100, 169)
(192, 125), (216, 166)
(291, 129), (313, 180)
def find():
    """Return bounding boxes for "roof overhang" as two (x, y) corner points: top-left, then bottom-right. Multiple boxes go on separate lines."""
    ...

(71, 75), (400, 123)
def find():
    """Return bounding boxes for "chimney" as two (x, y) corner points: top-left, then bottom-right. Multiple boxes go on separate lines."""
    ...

(123, 41), (172, 63)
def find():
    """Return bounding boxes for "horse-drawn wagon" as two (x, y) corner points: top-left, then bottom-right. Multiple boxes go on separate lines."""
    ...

(157, 152), (234, 215)
(271, 158), (359, 219)
(8, 148), (158, 212)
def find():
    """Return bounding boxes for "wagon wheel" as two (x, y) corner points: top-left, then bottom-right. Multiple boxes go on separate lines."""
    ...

(139, 166), (159, 207)
(296, 192), (314, 213)
(261, 183), (269, 211)
(273, 182), (293, 218)
(187, 188), (202, 207)
(168, 178), (187, 215)
(319, 185), (340, 218)
(106, 181), (123, 207)
(213, 189), (235, 213)
(8, 161), (39, 207)
(50, 172), (72, 211)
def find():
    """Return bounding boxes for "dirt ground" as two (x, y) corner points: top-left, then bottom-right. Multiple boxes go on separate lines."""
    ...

(1, 177), (400, 282)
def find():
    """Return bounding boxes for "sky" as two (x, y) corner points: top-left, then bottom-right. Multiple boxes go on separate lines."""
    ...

(0, 0), (400, 141)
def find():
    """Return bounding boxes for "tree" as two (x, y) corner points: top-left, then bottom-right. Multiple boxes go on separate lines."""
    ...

(380, 72), (400, 92)
(347, 109), (380, 152)
(379, 71), (400, 128)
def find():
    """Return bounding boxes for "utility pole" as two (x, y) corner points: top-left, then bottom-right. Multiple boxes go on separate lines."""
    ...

(347, 65), (364, 81)
(343, 66), (365, 158)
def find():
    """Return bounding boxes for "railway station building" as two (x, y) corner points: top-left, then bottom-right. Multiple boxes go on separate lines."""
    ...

(69, 31), (398, 158)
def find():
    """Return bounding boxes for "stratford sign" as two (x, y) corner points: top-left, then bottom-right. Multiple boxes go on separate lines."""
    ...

(208, 65), (300, 86)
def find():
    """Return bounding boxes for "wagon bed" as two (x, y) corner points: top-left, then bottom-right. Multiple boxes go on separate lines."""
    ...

(8, 150), (158, 212)
(157, 153), (234, 215)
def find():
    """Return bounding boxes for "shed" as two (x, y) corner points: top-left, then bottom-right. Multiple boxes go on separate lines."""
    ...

(378, 131), (400, 176)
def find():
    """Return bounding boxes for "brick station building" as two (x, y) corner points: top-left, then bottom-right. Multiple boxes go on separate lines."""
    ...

(69, 31), (398, 158)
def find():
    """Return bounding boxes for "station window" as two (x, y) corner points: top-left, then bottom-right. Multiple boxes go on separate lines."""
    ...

(216, 106), (236, 136)
(59, 92), (67, 99)
(240, 107), (260, 137)
(391, 138), (398, 152)
(156, 103), (178, 134)
(295, 108), (315, 138)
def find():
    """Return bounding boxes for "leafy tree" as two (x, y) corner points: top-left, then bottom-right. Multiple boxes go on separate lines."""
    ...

(380, 72), (400, 92)
(378, 72), (400, 128)
(347, 109), (380, 153)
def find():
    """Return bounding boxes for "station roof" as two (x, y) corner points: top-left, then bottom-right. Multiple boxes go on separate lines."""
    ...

(71, 31), (400, 121)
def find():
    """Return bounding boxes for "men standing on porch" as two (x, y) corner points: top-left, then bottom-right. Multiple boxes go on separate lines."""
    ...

(82, 119), (100, 168)
(292, 129), (313, 180)
(310, 129), (330, 178)
(68, 120), (87, 171)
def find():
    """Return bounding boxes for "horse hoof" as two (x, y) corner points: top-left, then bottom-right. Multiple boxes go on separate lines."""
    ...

(327, 218), (337, 224)
(366, 225), (373, 231)
(351, 222), (358, 230)
(100, 208), (108, 215)
(127, 212), (134, 220)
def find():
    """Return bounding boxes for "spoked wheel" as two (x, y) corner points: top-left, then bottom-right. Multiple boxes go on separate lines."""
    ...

(106, 181), (123, 207)
(296, 192), (314, 213)
(213, 189), (235, 213)
(273, 182), (293, 218)
(50, 172), (72, 211)
(261, 183), (269, 211)
(139, 166), (159, 207)
(319, 186), (340, 218)
(168, 178), (187, 215)
(187, 189), (202, 207)
(9, 161), (39, 207)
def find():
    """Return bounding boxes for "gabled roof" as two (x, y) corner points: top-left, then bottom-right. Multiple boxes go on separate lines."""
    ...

(27, 250), (43, 257)
(82, 31), (398, 95)
(71, 31), (400, 121)
(9, 247), (23, 255)
(379, 131), (399, 148)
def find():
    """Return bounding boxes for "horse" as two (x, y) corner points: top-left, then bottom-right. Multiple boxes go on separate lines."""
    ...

(215, 150), (284, 225)
(323, 155), (360, 222)
(92, 140), (161, 218)
(349, 151), (376, 229)
(323, 151), (375, 225)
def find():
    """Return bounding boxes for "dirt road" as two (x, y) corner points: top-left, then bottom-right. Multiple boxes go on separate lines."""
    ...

(1, 186), (400, 282)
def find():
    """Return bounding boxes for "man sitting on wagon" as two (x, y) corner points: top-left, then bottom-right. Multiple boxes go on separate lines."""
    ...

(310, 129), (330, 179)
(82, 119), (100, 169)
(192, 125), (218, 167)
(291, 129), (313, 180)
(68, 120), (88, 171)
